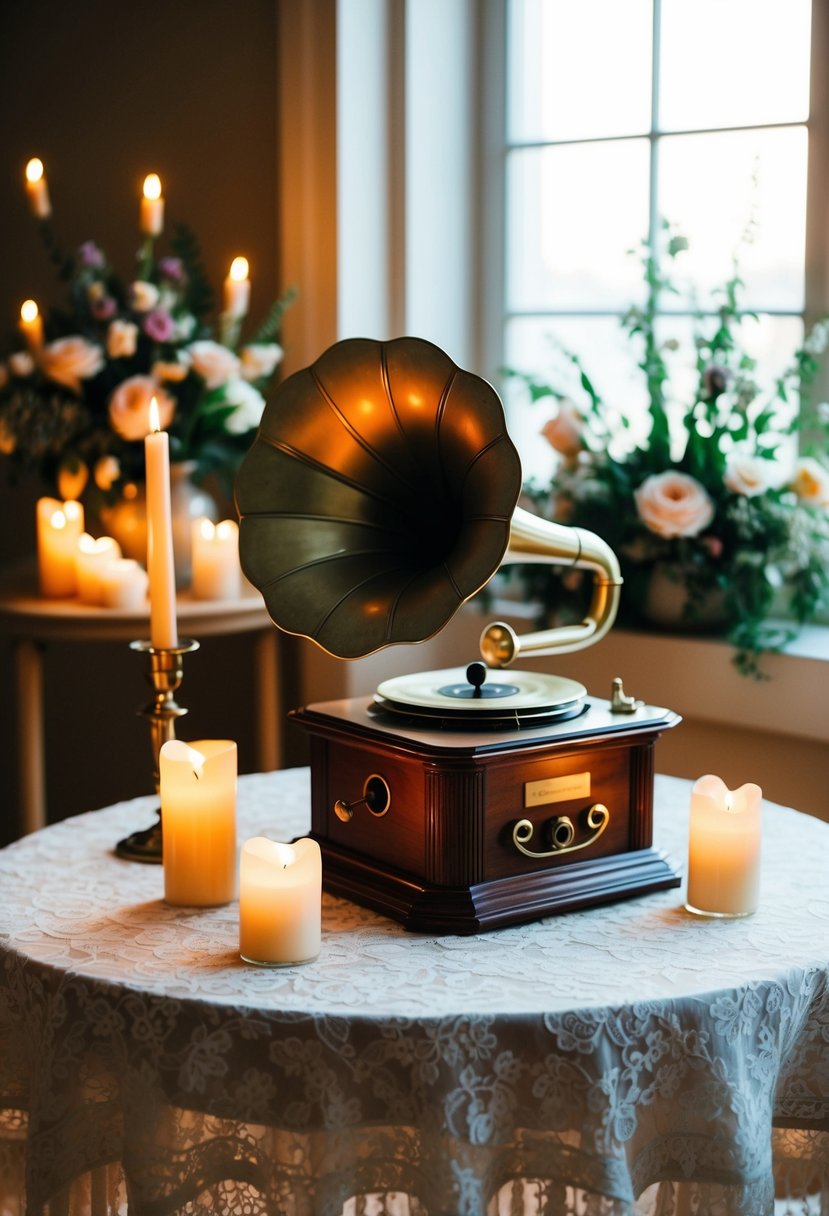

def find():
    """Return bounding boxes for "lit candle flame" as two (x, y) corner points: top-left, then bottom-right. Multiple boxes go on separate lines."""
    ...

(50, 510), (66, 531)
(20, 299), (39, 324)
(25, 158), (44, 184)
(143, 173), (162, 201)
(229, 256), (249, 282)
(199, 518), (216, 541)
(148, 395), (160, 434)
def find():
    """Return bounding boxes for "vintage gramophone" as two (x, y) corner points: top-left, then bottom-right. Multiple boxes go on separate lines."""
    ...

(235, 336), (680, 933)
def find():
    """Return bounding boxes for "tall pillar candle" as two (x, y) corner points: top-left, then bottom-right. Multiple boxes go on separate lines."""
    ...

(686, 774), (762, 917)
(74, 533), (122, 604)
(191, 518), (242, 600)
(36, 498), (84, 597)
(160, 739), (237, 906)
(144, 398), (178, 648)
(239, 837), (322, 965)
(25, 157), (51, 219)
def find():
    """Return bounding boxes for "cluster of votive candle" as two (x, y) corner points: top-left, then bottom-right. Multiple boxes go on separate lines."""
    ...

(159, 738), (322, 965)
(35, 496), (242, 607)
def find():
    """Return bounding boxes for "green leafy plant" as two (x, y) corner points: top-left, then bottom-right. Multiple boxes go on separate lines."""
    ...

(0, 181), (296, 510)
(506, 226), (829, 676)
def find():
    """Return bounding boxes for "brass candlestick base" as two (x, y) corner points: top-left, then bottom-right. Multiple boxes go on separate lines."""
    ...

(115, 638), (200, 863)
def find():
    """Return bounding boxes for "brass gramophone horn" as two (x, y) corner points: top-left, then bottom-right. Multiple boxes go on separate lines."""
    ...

(235, 336), (622, 666)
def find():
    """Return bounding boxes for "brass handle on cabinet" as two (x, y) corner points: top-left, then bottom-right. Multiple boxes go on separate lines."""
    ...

(334, 774), (391, 823)
(512, 802), (610, 859)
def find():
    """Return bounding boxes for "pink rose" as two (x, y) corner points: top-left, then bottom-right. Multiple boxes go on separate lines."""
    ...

(108, 376), (175, 441)
(634, 471), (715, 539)
(540, 399), (584, 459)
(187, 339), (240, 389)
(39, 336), (104, 394)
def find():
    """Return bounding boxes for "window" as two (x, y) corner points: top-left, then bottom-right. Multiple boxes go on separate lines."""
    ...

(499, 0), (818, 482)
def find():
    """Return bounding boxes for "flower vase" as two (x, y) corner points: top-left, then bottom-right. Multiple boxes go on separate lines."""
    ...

(99, 461), (218, 588)
(641, 564), (727, 633)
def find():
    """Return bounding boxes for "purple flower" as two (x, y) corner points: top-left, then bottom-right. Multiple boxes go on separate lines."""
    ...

(78, 240), (105, 269)
(143, 309), (175, 343)
(90, 295), (117, 321)
(158, 256), (185, 284)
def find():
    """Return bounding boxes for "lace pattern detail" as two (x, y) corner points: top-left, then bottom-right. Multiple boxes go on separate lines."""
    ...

(0, 771), (827, 1215)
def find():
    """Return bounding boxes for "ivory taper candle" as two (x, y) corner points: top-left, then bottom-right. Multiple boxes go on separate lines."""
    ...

(144, 396), (178, 648)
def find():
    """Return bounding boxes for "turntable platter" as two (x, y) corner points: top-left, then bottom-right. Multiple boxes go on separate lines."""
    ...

(374, 664), (587, 727)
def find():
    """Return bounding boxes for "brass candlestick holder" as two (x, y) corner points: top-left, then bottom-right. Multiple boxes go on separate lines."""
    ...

(115, 638), (200, 863)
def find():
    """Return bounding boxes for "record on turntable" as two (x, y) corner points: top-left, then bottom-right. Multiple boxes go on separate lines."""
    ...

(373, 662), (587, 727)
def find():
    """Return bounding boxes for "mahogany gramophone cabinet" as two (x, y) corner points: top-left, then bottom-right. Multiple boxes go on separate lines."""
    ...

(235, 336), (681, 933)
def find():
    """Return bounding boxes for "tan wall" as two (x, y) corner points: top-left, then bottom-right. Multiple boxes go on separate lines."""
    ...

(0, 0), (281, 842)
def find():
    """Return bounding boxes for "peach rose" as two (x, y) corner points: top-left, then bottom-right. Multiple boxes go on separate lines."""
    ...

(39, 336), (104, 394)
(790, 457), (829, 507)
(240, 342), (284, 381)
(108, 376), (175, 441)
(540, 399), (585, 459)
(187, 340), (240, 389)
(634, 471), (715, 538)
(723, 450), (783, 498)
(107, 319), (139, 359)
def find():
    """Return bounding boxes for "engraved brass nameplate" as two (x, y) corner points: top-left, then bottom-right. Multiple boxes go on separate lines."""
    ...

(524, 771), (591, 808)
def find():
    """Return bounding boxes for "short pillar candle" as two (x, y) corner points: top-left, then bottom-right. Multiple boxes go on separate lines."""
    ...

(686, 774), (762, 918)
(239, 837), (322, 966)
(98, 558), (149, 610)
(191, 518), (242, 600)
(160, 739), (237, 906)
(36, 498), (85, 597)
(74, 533), (122, 605)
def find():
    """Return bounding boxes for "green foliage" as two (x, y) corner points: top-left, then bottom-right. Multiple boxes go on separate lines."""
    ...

(505, 228), (829, 677)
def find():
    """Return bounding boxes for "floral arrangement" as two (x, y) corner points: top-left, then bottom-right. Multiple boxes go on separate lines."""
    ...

(507, 226), (829, 675)
(0, 164), (295, 510)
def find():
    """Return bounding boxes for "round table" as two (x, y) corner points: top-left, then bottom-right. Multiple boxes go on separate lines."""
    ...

(0, 563), (281, 835)
(0, 770), (826, 1216)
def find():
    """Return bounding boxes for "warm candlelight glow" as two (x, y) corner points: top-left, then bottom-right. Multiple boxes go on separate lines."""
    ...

(140, 173), (164, 236)
(223, 256), (251, 321)
(239, 836), (322, 965)
(161, 739), (237, 906)
(142, 173), (162, 201)
(686, 774), (762, 917)
(24, 157), (51, 218)
(148, 395), (161, 433)
(51, 510), (66, 531)
(191, 516), (241, 600)
(74, 533), (122, 605)
(36, 498), (85, 597)
(19, 299), (44, 351)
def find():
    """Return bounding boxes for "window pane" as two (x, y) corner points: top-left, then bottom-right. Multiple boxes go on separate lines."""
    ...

(660, 0), (811, 132)
(503, 316), (648, 484)
(506, 141), (651, 312)
(507, 0), (652, 142)
(658, 127), (808, 311)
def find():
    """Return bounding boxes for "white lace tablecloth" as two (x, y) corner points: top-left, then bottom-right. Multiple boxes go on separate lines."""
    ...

(0, 769), (827, 1216)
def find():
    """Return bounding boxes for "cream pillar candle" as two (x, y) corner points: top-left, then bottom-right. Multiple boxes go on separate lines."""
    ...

(99, 558), (149, 610)
(19, 299), (44, 352)
(140, 173), (164, 236)
(686, 774), (762, 917)
(160, 739), (237, 906)
(74, 534), (122, 604)
(144, 397), (178, 648)
(25, 157), (51, 219)
(36, 498), (84, 597)
(191, 518), (241, 600)
(223, 256), (250, 319)
(239, 837), (322, 966)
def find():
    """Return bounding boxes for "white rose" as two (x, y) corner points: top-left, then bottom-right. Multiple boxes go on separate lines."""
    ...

(152, 355), (191, 383)
(94, 455), (121, 491)
(108, 376), (175, 441)
(634, 471), (715, 539)
(240, 343), (283, 382)
(130, 281), (160, 312)
(8, 352), (35, 378)
(39, 336), (104, 394)
(790, 457), (829, 507)
(187, 340), (240, 389)
(222, 377), (266, 434)
(107, 319), (139, 359)
(540, 399), (585, 459)
(173, 314), (197, 342)
(723, 449), (785, 498)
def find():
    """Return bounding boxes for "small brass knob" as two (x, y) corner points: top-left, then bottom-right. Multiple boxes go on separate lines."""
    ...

(334, 799), (355, 822)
